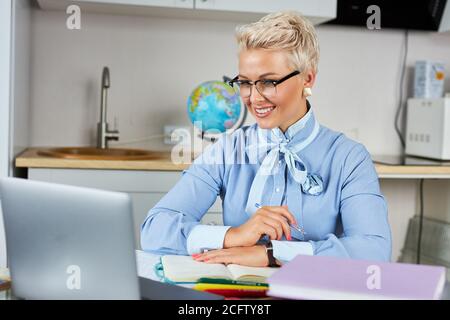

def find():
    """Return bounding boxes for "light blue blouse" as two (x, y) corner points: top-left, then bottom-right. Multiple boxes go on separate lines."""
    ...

(141, 103), (392, 263)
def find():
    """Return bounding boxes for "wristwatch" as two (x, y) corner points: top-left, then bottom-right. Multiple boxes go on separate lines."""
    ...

(264, 241), (279, 267)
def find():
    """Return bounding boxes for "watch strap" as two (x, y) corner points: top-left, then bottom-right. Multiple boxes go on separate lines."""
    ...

(264, 241), (279, 267)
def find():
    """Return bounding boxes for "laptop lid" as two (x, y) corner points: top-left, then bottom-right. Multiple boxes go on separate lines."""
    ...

(0, 177), (140, 299)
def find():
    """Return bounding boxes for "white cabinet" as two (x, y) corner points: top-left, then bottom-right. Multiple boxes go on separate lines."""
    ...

(37, 0), (194, 10)
(194, 0), (337, 25)
(37, 0), (336, 24)
(84, 0), (195, 8)
(36, 0), (195, 20)
(27, 168), (224, 250)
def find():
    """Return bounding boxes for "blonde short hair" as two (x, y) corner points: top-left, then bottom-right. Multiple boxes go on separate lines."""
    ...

(235, 11), (319, 74)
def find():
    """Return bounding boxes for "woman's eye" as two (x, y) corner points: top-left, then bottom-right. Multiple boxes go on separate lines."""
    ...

(260, 80), (275, 87)
(239, 82), (251, 88)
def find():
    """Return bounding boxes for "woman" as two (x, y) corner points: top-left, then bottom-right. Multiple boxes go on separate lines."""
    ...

(141, 11), (391, 267)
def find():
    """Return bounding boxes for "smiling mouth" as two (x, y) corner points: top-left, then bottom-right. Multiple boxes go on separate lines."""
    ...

(254, 105), (276, 118)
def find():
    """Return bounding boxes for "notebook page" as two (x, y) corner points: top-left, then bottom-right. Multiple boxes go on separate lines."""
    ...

(162, 255), (232, 283)
(227, 264), (278, 282)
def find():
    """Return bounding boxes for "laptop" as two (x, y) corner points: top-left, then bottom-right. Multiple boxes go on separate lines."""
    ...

(0, 177), (222, 300)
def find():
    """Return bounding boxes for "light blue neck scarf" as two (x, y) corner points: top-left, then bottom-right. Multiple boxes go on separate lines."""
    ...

(245, 103), (323, 216)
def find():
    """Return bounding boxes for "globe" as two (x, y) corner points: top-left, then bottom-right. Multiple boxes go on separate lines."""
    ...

(187, 81), (243, 134)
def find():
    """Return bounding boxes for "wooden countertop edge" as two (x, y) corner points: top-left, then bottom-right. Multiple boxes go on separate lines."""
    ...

(15, 158), (189, 171)
(14, 148), (450, 175)
(374, 163), (450, 176)
(15, 148), (190, 171)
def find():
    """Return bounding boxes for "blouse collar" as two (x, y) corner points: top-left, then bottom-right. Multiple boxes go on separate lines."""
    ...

(268, 100), (316, 145)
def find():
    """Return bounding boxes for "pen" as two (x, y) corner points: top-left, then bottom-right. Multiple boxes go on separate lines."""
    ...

(254, 203), (306, 235)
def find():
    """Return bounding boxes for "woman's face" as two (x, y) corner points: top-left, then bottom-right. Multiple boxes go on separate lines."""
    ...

(238, 49), (314, 132)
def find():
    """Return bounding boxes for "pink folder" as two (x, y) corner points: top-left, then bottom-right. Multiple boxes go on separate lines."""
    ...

(267, 255), (446, 300)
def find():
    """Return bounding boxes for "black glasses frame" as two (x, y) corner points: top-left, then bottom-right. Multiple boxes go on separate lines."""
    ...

(227, 70), (301, 97)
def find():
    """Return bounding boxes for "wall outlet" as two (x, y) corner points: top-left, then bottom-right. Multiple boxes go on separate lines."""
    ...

(164, 125), (191, 145)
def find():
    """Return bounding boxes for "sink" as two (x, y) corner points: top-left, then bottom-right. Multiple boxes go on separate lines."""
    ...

(37, 147), (167, 160)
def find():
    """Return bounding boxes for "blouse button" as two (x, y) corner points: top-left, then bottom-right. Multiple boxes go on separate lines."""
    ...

(275, 187), (280, 193)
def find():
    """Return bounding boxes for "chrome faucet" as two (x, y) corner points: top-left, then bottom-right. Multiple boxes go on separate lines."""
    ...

(97, 66), (119, 149)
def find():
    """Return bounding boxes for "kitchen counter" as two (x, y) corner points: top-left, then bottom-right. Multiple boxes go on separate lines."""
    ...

(15, 147), (189, 171)
(15, 148), (450, 178)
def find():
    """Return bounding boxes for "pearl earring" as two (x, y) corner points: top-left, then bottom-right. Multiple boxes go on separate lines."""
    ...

(303, 87), (312, 97)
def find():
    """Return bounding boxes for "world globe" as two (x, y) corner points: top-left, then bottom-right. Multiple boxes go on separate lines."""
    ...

(187, 80), (243, 134)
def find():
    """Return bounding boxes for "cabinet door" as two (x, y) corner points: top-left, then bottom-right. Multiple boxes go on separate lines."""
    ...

(195, 0), (333, 16)
(79, 0), (194, 8)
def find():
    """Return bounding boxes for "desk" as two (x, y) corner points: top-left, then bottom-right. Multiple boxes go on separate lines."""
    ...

(1, 250), (450, 300)
(123, 251), (450, 299)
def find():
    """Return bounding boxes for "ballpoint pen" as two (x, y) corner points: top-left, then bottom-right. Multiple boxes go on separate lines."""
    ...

(254, 203), (306, 235)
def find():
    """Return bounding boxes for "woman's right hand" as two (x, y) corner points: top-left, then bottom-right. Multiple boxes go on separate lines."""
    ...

(223, 205), (298, 248)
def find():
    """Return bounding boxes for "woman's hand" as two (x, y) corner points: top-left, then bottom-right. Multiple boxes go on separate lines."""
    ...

(192, 245), (270, 267)
(223, 205), (297, 248)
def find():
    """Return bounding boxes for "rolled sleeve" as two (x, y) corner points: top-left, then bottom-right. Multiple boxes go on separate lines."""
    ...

(187, 225), (232, 254)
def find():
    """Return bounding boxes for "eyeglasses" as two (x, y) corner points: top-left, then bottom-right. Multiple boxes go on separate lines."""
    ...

(227, 70), (300, 99)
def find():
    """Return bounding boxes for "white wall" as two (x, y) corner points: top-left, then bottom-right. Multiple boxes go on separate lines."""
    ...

(23, 9), (450, 261)
(27, 10), (450, 153)
(0, 0), (12, 268)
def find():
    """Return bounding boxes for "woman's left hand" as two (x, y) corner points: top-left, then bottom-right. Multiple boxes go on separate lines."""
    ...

(192, 245), (269, 267)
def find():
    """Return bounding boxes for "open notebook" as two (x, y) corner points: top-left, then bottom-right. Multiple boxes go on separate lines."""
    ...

(156, 255), (278, 284)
